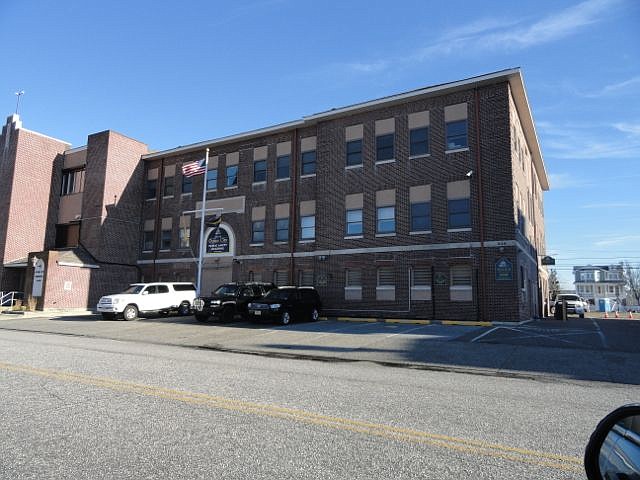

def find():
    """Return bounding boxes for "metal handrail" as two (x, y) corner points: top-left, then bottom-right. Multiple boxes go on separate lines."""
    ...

(0, 291), (16, 307)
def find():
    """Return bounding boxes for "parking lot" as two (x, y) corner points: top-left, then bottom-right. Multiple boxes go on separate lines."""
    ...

(1, 312), (639, 384)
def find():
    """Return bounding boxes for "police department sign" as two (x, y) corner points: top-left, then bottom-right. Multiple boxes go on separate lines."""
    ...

(495, 258), (513, 281)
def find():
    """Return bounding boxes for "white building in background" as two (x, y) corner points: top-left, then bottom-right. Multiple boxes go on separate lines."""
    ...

(573, 264), (625, 305)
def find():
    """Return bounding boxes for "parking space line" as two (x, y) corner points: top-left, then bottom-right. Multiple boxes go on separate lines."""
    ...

(470, 326), (500, 343)
(591, 319), (608, 349)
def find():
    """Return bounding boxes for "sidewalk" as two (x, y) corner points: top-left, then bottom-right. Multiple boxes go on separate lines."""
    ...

(1, 313), (639, 385)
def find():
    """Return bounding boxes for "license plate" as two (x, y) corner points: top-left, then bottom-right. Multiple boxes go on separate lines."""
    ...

(253, 310), (261, 316)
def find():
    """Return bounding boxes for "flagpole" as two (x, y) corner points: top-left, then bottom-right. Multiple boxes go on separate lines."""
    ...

(196, 148), (209, 296)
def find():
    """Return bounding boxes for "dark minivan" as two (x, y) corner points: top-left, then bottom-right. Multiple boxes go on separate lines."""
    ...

(246, 287), (321, 325)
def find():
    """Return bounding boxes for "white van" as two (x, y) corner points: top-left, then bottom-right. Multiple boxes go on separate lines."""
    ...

(97, 282), (197, 320)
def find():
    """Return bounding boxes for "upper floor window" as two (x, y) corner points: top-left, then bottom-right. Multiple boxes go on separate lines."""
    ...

(276, 155), (290, 179)
(376, 134), (394, 161)
(377, 206), (395, 234)
(346, 209), (363, 236)
(275, 217), (289, 242)
(300, 215), (315, 240)
(446, 120), (468, 150)
(411, 202), (431, 232)
(346, 139), (362, 166)
(145, 179), (157, 200)
(182, 175), (193, 194)
(226, 165), (238, 187)
(251, 221), (265, 244)
(410, 127), (429, 156)
(61, 169), (85, 196)
(163, 175), (174, 197)
(448, 198), (471, 229)
(301, 150), (316, 176)
(253, 160), (267, 183)
(207, 168), (218, 191)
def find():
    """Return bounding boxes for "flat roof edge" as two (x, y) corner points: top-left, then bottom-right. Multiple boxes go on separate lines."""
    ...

(143, 68), (522, 161)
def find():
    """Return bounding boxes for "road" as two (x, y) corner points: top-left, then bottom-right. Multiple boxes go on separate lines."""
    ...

(1, 329), (638, 479)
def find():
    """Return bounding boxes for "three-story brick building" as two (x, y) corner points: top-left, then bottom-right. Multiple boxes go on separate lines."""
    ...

(0, 68), (549, 321)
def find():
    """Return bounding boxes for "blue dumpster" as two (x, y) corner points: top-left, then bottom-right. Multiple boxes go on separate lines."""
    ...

(598, 298), (611, 312)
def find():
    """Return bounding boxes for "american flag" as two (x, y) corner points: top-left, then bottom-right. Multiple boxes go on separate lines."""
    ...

(181, 158), (206, 177)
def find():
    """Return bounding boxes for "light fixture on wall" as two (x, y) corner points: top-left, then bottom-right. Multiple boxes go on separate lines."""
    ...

(466, 170), (473, 177)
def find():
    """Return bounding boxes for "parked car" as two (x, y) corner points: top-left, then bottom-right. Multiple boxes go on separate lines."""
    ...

(192, 282), (275, 322)
(246, 286), (322, 325)
(553, 293), (586, 319)
(97, 282), (197, 320)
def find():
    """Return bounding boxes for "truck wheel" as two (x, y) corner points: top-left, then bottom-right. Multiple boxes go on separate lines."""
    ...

(178, 302), (190, 316)
(281, 311), (291, 325)
(123, 305), (138, 321)
(579, 313), (585, 318)
(310, 308), (319, 322)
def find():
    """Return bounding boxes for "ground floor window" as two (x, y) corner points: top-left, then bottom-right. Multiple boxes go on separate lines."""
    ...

(273, 270), (288, 286)
(299, 270), (314, 286)
(376, 267), (395, 301)
(450, 265), (472, 301)
(411, 267), (432, 301)
(344, 269), (362, 301)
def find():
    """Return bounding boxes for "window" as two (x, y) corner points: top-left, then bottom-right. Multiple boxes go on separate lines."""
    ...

(346, 209), (363, 236)
(61, 169), (85, 196)
(160, 228), (171, 250)
(163, 175), (174, 197)
(273, 270), (288, 286)
(376, 267), (395, 301)
(376, 134), (394, 161)
(446, 120), (468, 150)
(346, 139), (362, 166)
(377, 206), (395, 234)
(145, 179), (157, 200)
(300, 215), (315, 240)
(143, 228), (154, 251)
(410, 127), (429, 156)
(276, 155), (290, 179)
(55, 224), (80, 248)
(411, 202), (431, 232)
(226, 165), (238, 187)
(253, 160), (266, 183)
(450, 265), (472, 301)
(251, 221), (265, 243)
(345, 269), (362, 301)
(301, 151), (316, 175)
(206, 168), (218, 191)
(299, 270), (314, 286)
(182, 175), (193, 194)
(179, 216), (190, 249)
(275, 218), (289, 242)
(411, 268), (432, 301)
(448, 198), (470, 229)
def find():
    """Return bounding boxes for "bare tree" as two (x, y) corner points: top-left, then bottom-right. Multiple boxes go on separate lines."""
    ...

(623, 261), (640, 305)
(548, 269), (561, 300)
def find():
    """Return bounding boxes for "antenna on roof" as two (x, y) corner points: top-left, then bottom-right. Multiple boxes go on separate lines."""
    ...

(14, 90), (25, 114)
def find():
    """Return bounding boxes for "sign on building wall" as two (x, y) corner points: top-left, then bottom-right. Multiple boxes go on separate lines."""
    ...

(434, 272), (447, 286)
(32, 258), (45, 297)
(495, 258), (514, 281)
(206, 227), (230, 254)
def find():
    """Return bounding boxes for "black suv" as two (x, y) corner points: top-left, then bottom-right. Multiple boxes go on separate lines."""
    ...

(246, 287), (322, 325)
(193, 282), (275, 322)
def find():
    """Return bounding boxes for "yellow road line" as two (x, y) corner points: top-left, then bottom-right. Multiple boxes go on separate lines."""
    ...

(442, 320), (493, 327)
(336, 317), (378, 322)
(384, 319), (430, 325)
(0, 360), (581, 472)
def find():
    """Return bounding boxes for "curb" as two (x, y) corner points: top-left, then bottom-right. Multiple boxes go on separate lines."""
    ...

(327, 316), (495, 326)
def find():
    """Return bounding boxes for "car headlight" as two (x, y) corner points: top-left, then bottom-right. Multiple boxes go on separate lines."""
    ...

(211, 300), (221, 305)
(248, 303), (254, 309)
(269, 304), (281, 310)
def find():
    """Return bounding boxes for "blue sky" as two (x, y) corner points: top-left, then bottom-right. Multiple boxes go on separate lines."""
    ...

(1, 0), (638, 288)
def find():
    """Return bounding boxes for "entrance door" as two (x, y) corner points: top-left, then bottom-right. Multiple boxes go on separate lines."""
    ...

(202, 261), (233, 296)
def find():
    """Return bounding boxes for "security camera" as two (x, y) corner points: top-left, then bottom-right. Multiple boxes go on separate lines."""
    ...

(466, 170), (473, 177)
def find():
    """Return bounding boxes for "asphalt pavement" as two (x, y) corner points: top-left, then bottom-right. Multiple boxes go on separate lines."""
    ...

(1, 312), (639, 385)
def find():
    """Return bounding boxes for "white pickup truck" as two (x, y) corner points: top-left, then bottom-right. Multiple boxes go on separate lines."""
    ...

(97, 282), (197, 320)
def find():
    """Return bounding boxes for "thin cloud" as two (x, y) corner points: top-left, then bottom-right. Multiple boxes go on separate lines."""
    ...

(582, 76), (640, 98)
(613, 122), (640, 136)
(594, 235), (640, 248)
(547, 173), (594, 189)
(343, 0), (622, 75)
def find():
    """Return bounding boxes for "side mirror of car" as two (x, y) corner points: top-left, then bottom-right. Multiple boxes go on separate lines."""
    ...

(141, 291), (149, 295)
(584, 404), (640, 479)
